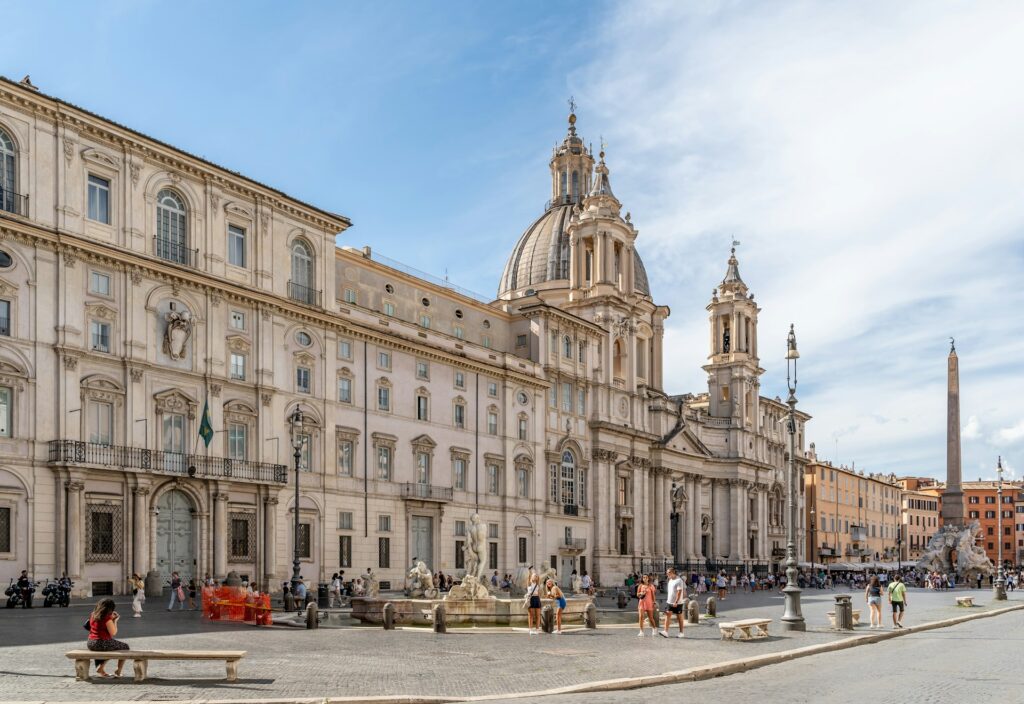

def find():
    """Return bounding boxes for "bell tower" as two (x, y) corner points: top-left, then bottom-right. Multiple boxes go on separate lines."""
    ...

(549, 103), (595, 207)
(703, 247), (763, 424)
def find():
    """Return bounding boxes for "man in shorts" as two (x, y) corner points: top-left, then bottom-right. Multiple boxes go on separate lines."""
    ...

(887, 573), (907, 629)
(659, 568), (686, 638)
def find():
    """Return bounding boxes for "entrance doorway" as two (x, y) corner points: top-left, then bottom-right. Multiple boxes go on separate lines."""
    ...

(410, 516), (434, 570)
(559, 556), (575, 588)
(156, 490), (195, 582)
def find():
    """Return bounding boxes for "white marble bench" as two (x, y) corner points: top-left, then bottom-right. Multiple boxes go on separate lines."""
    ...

(66, 649), (246, 683)
(956, 596), (974, 607)
(826, 609), (862, 627)
(719, 618), (771, 641)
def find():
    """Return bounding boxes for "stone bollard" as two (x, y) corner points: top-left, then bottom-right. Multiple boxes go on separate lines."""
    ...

(687, 599), (700, 624)
(705, 596), (717, 617)
(584, 602), (597, 629)
(284, 591), (295, 612)
(432, 603), (447, 633)
(383, 602), (395, 630)
(541, 604), (554, 633)
(652, 606), (661, 630)
(305, 602), (318, 629)
(617, 591), (628, 609)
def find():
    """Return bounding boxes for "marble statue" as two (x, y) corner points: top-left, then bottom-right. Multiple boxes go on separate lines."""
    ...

(537, 561), (557, 588)
(445, 574), (491, 601)
(364, 568), (379, 598)
(464, 513), (488, 582)
(571, 571), (582, 595)
(956, 521), (994, 581)
(406, 561), (438, 599)
(162, 308), (193, 360)
(917, 521), (994, 580)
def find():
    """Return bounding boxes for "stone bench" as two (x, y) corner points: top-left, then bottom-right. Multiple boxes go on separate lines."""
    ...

(826, 609), (862, 627)
(66, 649), (246, 683)
(719, 618), (771, 641)
(956, 596), (974, 607)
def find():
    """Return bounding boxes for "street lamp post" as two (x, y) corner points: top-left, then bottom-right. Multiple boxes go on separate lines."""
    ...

(781, 324), (805, 631)
(994, 456), (1006, 600)
(810, 507), (816, 588)
(289, 405), (305, 596)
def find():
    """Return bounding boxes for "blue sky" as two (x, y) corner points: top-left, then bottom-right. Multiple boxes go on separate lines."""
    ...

(5, 1), (1024, 481)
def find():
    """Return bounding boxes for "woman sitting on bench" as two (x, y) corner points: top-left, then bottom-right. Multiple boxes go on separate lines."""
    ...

(86, 598), (130, 678)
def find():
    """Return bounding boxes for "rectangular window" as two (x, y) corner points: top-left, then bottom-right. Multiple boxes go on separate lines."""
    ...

(297, 523), (311, 558)
(488, 523), (499, 539)
(383, 301), (396, 316)
(378, 537), (390, 568)
(296, 366), (311, 394)
(338, 440), (353, 476)
(297, 432), (312, 471)
(416, 395), (429, 421)
(561, 382), (572, 412)
(378, 351), (391, 369)
(454, 371), (465, 389)
(516, 334), (528, 347)
(344, 288), (357, 304)
(89, 401), (113, 445)
(227, 423), (247, 460)
(377, 386), (390, 411)
(517, 468), (529, 498)
(0, 506), (10, 552)
(0, 300), (8, 336)
(90, 510), (114, 556)
(89, 271), (111, 296)
(577, 388), (586, 415)
(488, 382), (498, 397)
(338, 377), (352, 403)
(549, 464), (558, 503)
(487, 412), (498, 435)
(419, 314), (430, 329)
(488, 542), (498, 570)
(230, 517), (250, 558)
(518, 536), (527, 563)
(378, 514), (392, 532)
(229, 310), (245, 330)
(455, 540), (465, 569)
(482, 335), (491, 349)
(454, 325), (464, 339)
(377, 446), (392, 480)
(578, 341), (586, 362)
(0, 387), (11, 438)
(90, 321), (111, 352)
(230, 353), (246, 380)
(455, 520), (467, 536)
(416, 452), (430, 484)
(549, 386), (557, 408)
(227, 225), (246, 267)
(87, 174), (110, 224)
(339, 511), (353, 530)
(338, 339), (352, 360)
(454, 403), (465, 429)
(339, 535), (352, 568)
(416, 361), (429, 379)
(518, 416), (528, 441)
(488, 464), (500, 495)
(453, 458), (466, 490)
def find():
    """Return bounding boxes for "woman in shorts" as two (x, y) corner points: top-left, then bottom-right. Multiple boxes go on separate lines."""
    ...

(864, 575), (883, 628)
(545, 578), (566, 634)
(636, 573), (657, 637)
(525, 573), (542, 635)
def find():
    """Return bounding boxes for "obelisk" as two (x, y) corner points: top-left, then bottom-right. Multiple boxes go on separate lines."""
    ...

(941, 339), (964, 526)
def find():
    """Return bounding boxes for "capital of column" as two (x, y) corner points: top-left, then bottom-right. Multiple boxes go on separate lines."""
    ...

(65, 480), (85, 492)
(264, 497), (280, 507)
(133, 487), (151, 497)
(214, 493), (230, 503)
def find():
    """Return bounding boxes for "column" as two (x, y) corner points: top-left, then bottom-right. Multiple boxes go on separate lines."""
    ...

(132, 487), (150, 575)
(607, 460), (617, 554)
(710, 480), (720, 558)
(651, 470), (660, 556)
(568, 234), (579, 290)
(759, 489), (769, 562)
(729, 480), (740, 560)
(213, 491), (228, 580)
(595, 234), (605, 284)
(690, 477), (702, 559)
(66, 480), (84, 580)
(638, 468), (648, 556)
(263, 496), (279, 587)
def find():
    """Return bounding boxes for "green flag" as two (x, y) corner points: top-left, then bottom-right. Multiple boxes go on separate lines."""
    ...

(198, 399), (214, 448)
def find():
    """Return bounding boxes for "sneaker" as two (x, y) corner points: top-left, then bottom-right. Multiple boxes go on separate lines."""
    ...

(529, 629), (536, 635)
(658, 630), (669, 638)
(677, 633), (685, 638)
(555, 630), (563, 635)
(637, 631), (645, 637)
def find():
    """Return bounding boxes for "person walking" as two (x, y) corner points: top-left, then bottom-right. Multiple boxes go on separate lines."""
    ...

(167, 572), (185, 611)
(545, 579), (566, 634)
(86, 598), (129, 678)
(716, 572), (727, 601)
(636, 573), (657, 637)
(525, 573), (542, 635)
(864, 575), (883, 629)
(187, 578), (198, 610)
(659, 567), (686, 638)
(887, 574), (907, 629)
(329, 573), (342, 607)
(129, 573), (145, 617)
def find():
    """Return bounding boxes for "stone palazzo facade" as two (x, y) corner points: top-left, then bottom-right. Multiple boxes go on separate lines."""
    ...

(0, 76), (808, 596)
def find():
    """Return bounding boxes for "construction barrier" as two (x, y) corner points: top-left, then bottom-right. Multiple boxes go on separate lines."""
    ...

(201, 586), (273, 626)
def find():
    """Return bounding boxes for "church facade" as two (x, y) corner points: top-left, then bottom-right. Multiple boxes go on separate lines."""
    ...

(0, 76), (807, 596)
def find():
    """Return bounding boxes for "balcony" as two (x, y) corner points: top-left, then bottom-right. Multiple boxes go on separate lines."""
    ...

(771, 547), (786, 558)
(561, 537), (587, 552)
(400, 482), (453, 502)
(616, 504), (633, 519)
(818, 544), (836, 557)
(48, 440), (287, 484)
(562, 503), (580, 516)
(288, 281), (322, 307)
(0, 316), (9, 336)
(153, 236), (198, 268)
(0, 190), (28, 217)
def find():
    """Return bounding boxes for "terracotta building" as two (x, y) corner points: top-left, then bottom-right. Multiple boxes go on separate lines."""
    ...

(916, 478), (1020, 568)
(894, 477), (940, 562)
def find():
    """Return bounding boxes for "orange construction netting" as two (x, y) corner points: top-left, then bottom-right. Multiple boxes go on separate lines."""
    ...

(201, 586), (273, 626)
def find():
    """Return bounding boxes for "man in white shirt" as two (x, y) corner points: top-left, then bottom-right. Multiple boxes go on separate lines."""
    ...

(659, 568), (686, 638)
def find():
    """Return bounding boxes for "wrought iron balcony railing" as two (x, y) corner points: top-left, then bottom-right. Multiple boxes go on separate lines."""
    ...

(153, 236), (198, 267)
(562, 503), (580, 516)
(288, 280), (322, 307)
(400, 482), (453, 502)
(562, 537), (587, 550)
(0, 189), (28, 216)
(0, 316), (9, 336)
(48, 440), (287, 484)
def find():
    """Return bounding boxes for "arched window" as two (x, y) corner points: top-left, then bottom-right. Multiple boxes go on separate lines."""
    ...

(290, 240), (315, 304)
(571, 170), (579, 201)
(155, 190), (188, 264)
(559, 171), (567, 201)
(613, 339), (624, 379)
(560, 450), (576, 507)
(1, 127), (17, 214)
(562, 335), (572, 359)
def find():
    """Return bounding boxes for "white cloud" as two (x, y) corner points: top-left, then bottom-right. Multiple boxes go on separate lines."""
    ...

(576, 0), (1024, 479)
(992, 420), (1024, 447)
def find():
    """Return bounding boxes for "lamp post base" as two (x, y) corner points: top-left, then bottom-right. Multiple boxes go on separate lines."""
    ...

(994, 574), (1007, 601)
(781, 584), (806, 631)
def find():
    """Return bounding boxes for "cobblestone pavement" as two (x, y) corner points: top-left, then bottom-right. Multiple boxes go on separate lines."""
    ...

(516, 606), (1024, 704)
(0, 587), (1017, 701)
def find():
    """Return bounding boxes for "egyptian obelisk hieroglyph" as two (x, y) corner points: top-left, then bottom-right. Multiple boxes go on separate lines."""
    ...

(941, 339), (964, 526)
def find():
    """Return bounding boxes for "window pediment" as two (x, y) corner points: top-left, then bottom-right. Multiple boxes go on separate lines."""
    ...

(377, 376), (392, 388)
(81, 148), (120, 170)
(223, 400), (255, 423)
(336, 426), (360, 441)
(337, 366), (353, 378)
(295, 352), (315, 365)
(226, 335), (250, 353)
(410, 434), (436, 451)
(450, 446), (471, 459)
(0, 276), (17, 296)
(81, 374), (124, 404)
(371, 432), (397, 448)
(224, 201), (254, 219)
(483, 452), (505, 466)
(415, 386), (430, 397)
(154, 388), (197, 418)
(85, 302), (118, 321)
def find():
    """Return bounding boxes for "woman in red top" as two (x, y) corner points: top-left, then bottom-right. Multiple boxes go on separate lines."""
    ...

(87, 598), (129, 678)
(636, 573), (657, 637)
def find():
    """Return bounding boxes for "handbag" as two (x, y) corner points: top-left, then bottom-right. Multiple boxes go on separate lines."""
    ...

(176, 586), (185, 601)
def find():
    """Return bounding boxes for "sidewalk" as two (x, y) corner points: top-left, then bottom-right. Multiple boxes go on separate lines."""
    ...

(0, 588), (1016, 701)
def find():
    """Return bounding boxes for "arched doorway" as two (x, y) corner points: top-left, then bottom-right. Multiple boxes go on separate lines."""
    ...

(156, 490), (195, 582)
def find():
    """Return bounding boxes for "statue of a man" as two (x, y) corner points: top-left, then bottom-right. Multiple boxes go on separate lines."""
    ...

(465, 513), (488, 581)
